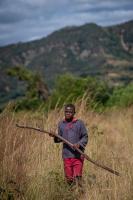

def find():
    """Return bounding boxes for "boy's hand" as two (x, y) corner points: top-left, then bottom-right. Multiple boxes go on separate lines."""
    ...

(49, 133), (54, 137)
(73, 143), (80, 149)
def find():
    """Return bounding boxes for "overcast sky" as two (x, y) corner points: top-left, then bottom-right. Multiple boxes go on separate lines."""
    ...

(0, 0), (133, 47)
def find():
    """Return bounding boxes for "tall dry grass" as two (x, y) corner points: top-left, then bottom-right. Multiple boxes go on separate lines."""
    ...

(0, 101), (133, 200)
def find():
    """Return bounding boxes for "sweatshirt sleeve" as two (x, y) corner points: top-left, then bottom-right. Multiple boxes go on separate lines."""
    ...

(77, 120), (88, 148)
(54, 122), (62, 143)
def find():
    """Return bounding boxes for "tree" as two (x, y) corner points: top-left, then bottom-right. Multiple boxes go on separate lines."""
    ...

(7, 66), (49, 110)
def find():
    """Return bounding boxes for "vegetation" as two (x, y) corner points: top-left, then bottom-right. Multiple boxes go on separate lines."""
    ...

(7, 66), (49, 111)
(107, 82), (133, 107)
(0, 20), (133, 107)
(0, 19), (132, 199)
(48, 73), (111, 111)
(48, 74), (133, 112)
(0, 67), (133, 199)
(0, 102), (133, 199)
(5, 67), (133, 112)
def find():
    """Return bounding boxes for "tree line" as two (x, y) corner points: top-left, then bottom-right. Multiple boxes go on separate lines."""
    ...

(6, 66), (133, 112)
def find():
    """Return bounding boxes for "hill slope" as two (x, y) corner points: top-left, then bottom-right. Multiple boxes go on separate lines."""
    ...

(0, 20), (133, 107)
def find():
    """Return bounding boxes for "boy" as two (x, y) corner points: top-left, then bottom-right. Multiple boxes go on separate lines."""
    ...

(54, 104), (88, 186)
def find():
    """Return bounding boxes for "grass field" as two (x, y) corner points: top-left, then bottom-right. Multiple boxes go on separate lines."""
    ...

(0, 102), (133, 200)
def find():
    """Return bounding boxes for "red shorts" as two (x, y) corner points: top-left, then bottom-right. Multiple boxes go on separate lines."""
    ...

(63, 157), (84, 181)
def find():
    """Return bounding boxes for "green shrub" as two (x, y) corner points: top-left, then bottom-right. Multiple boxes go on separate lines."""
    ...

(48, 73), (111, 110)
(107, 83), (133, 107)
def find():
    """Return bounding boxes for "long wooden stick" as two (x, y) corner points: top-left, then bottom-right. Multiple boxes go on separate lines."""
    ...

(16, 124), (120, 176)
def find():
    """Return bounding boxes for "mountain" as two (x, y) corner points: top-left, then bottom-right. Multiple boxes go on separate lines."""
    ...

(0, 20), (133, 108)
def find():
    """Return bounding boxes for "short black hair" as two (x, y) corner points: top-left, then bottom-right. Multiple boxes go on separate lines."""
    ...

(64, 104), (76, 113)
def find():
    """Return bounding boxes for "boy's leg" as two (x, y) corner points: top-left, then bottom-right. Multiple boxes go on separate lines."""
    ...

(72, 158), (84, 186)
(63, 158), (73, 185)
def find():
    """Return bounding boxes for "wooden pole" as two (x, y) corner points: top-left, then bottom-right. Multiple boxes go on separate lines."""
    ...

(16, 124), (120, 176)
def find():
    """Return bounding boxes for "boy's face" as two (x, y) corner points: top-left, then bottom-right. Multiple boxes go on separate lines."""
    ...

(65, 106), (75, 120)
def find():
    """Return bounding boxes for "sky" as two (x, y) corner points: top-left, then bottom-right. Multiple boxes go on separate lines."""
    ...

(0, 0), (133, 47)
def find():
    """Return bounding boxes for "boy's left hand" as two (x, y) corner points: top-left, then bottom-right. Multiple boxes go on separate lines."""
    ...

(73, 143), (80, 149)
(49, 133), (54, 137)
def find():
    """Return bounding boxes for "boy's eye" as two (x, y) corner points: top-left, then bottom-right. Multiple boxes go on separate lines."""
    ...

(65, 111), (73, 114)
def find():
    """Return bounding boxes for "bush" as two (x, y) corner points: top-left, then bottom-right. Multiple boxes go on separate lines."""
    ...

(11, 97), (44, 111)
(48, 73), (111, 110)
(107, 83), (133, 107)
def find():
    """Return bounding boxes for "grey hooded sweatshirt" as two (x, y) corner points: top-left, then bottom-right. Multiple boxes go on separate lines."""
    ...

(54, 118), (88, 158)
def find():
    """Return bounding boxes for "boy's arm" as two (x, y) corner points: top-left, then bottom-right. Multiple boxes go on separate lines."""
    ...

(54, 123), (62, 143)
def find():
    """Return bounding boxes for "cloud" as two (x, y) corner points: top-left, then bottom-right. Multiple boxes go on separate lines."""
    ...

(0, 0), (133, 46)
